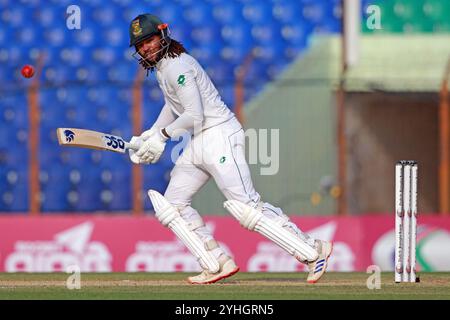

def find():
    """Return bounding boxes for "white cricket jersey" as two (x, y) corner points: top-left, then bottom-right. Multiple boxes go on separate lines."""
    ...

(154, 52), (235, 136)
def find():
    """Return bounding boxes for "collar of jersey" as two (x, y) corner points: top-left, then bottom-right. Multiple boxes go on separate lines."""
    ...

(155, 54), (170, 71)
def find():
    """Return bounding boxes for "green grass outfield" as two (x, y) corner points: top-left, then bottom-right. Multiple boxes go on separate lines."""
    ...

(0, 272), (449, 300)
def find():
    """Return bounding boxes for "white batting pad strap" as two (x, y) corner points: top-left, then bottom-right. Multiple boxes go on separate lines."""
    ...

(150, 193), (180, 227)
(148, 190), (220, 273)
(188, 218), (205, 231)
(224, 200), (319, 262)
(205, 239), (219, 251)
(225, 200), (260, 231)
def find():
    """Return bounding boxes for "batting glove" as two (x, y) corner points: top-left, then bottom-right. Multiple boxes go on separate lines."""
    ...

(128, 128), (156, 164)
(135, 128), (168, 164)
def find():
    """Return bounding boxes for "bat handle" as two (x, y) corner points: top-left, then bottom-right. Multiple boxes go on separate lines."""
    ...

(126, 142), (141, 151)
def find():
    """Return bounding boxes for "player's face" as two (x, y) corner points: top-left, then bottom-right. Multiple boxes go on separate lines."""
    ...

(136, 35), (162, 63)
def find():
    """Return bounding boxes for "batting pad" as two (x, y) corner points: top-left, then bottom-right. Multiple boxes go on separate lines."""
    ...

(224, 200), (318, 262)
(148, 190), (220, 273)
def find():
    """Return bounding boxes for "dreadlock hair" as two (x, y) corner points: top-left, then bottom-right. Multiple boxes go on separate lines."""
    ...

(167, 39), (187, 58)
(138, 39), (188, 75)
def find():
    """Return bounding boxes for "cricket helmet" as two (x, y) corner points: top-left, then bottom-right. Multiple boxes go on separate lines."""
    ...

(129, 14), (171, 70)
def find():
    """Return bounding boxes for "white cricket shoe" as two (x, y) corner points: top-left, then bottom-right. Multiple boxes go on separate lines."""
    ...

(188, 255), (239, 285)
(306, 240), (333, 284)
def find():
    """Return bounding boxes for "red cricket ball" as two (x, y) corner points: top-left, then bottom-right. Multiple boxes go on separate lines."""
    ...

(21, 65), (35, 78)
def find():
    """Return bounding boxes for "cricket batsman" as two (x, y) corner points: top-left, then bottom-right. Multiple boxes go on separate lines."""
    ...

(127, 14), (333, 284)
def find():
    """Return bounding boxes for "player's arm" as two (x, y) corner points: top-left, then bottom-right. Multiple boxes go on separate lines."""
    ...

(128, 103), (175, 164)
(133, 64), (204, 164)
(163, 64), (204, 138)
(152, 102), (177, 131)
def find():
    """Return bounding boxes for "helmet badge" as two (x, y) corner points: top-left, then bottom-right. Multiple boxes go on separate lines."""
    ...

(132, 19), (142, 37)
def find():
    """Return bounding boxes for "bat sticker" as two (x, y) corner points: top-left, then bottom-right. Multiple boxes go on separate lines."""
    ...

(64, 130), (75, 142)
(103, 135), (125, 150)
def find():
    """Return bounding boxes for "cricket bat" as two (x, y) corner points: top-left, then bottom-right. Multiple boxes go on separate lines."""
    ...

(56, 128), (140, 153)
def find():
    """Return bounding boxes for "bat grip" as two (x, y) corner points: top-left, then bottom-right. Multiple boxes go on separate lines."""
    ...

(126, 142), (141, 151)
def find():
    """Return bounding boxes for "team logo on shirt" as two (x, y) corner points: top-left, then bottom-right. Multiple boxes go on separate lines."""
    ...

(177, 74), (186, 86)
(220, 156), (226, 164)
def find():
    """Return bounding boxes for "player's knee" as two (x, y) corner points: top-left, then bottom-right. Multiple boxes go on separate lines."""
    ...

(163, 192), (191, 211)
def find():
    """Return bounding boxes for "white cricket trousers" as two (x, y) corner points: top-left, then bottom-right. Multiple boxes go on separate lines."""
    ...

(163, 117), (315, 261)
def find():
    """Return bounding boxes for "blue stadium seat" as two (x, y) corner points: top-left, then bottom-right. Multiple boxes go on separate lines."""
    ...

(33, 6), (58, 28)
(117, 87), (133, 105)
(0, 97), (28, 128)
(242, 1), (273, 24)
(220, 44), (251, 64)
(273, 1), (302, 24)
(104, 186), (131, 211)
(40, 165), (71, 187)
(318, 17), (342, 33)
(244, 61), (269, 83)
(170, 26), (191, 49)
(190, 42), (222, 66)
(4, 144), (28, 166)
(191, 25), (222, 44)
(41, 183), (71, 212)
(0, 25), (10, 47)
(91, 151), (127, 168)
(155, 2), (185, 26)
(143, 164), (170, 192)
(1, 6), (30, 28)
(43, 63), (79, 85)
(183, 2), (213, 27)
(205, 61), (235, 84)
(107, 59), (138, 82)
(281, 23), (310, 48)
(58, 148), (92, 167)
(1, 185), (28, 211)
(257, 39), (286, 63)
(92, 46), (122, 66)
(92, 6), (120, 26)
(1, 47), (23, 66)
(144, 82), (165, 102)
(302, 0), (335, 25)
(0, 167), (28, 188)
(69, 168), (103, 211)
(86, 86), (118, 106)
(221, 21), (252, 46)
(39, 142), (59, 165)
(43, 27), (70, 48)
(57, 46), (88, 67)
(0, 166), (28, 210)
(103, 25), (128, 47)
(251, 22), (283, 44)
(40, 90), (69, 123)
(15, 24), (42, 48)
(0, 125), (17, 150)
(99, 168), (131, 210)
(72, 25), (96, 48)
(212, 1), (243, 24)
(0, 64), (15, 83)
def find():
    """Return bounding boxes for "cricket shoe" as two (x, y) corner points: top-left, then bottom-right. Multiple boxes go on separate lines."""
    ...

(306, 240), (333, 284)
(188, 255), (239, 285)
